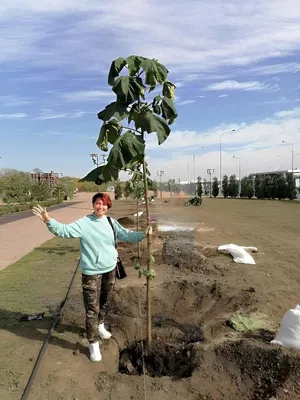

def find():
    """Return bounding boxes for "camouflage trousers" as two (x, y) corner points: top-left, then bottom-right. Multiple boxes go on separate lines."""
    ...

(82, 270), (115, 343)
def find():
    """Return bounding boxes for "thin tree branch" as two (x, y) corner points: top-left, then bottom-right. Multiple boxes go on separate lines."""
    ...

(122, 126), (142, 135)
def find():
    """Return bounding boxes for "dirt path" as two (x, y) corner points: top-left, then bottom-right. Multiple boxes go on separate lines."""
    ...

(0, 193), (97, 270)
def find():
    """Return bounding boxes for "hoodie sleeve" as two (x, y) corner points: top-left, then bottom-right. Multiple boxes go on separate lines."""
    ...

(113, 219), (145, 243)
(46, 217), (84, 238)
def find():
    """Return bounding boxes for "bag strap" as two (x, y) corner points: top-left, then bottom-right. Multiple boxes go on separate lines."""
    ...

(107, 217), (117, 249)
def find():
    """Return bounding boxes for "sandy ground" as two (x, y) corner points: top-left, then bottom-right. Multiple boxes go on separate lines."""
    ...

(1, 197), (300, 399)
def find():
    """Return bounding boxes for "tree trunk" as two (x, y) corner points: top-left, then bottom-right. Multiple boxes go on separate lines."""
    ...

(142, 157), (152, 346)
(136, 197), (140, 259)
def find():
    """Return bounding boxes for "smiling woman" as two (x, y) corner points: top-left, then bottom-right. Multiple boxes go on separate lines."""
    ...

(32, 192), (151, 363)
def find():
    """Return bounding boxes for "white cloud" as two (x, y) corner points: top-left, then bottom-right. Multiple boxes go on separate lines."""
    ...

(0, 95), (32, 107)
(61, 90), (114, 102)
(205, 80), (279, 92)
(250, 62), (300, 75)
(274, 108), (300, 118)
(2, 0), (300, 76)
(0, 113), (27, 119)
(146, 106), (300, 179)
(256, 96), (289, 105)
(218, 94), (228, 98)
(35, 109), (88, 119)
(177, 100), (195, 106)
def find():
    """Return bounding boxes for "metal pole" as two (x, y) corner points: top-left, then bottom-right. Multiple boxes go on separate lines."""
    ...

(219, 137), (222, 186)
(220, 129), (235, 187)
(292, 144), (294, 181)
(193, 151), (196, 196)
(239, 159), (241, 197)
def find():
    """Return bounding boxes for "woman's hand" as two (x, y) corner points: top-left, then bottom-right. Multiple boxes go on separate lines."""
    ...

(145, 226), (153, 236)
(32, 205), (50, 223)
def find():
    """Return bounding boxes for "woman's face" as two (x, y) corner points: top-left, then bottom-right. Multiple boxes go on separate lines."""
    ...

(93, 198), (108, 217)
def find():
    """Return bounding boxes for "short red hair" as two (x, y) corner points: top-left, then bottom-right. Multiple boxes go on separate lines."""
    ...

(92, 193), (112, 209)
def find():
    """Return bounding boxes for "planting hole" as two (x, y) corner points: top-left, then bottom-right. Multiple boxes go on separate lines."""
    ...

(119, 341), (199, 379)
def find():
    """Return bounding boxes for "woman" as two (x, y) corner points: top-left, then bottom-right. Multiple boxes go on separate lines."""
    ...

(32, 192), (151, 362)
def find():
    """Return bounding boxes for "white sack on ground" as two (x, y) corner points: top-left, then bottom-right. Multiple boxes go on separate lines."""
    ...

(218, 244), (257, 265)
(271, 304), (300, 349)
(134, 211), (144, 217)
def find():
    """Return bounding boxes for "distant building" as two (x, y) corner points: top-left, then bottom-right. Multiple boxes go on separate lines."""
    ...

(31, 171), (60, 189)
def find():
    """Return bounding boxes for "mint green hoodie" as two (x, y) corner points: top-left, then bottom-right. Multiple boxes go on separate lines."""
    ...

(46, 214), (144, 275)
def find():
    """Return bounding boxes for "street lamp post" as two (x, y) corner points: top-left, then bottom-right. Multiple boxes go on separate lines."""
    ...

(193, 150), (196, 196)
(157, 170), (164, 198)
(282, 141), (294, 181)
(90, 153), (107, 192)
(207, 168), (215, 198)
(233, 156), (241, 197)
(220, 129), (235, 186)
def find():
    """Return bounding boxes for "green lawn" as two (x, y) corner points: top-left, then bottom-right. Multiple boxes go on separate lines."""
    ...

(0, 237), (80, 330)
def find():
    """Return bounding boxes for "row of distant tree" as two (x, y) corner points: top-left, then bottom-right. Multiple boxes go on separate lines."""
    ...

(114, 180), (159, 200)
(196, 172), (297, 200)
(0, 169), (80, 204)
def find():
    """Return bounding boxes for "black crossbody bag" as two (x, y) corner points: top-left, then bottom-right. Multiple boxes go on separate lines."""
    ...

(107, 217), (127, 280)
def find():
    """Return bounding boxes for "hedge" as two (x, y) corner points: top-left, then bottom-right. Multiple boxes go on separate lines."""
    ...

(0, 199), (63, 217)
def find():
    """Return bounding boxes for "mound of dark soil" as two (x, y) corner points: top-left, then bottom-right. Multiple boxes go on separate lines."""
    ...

(163, 235), (218, 273)
(196, 340), (300, 400)
(119, 341), (199, 378)
(117, 217), (135, 227)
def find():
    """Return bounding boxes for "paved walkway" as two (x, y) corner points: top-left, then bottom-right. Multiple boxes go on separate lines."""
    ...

(0, 193), (94, 271)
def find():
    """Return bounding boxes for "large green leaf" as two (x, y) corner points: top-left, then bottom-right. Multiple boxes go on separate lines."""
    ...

(161, 97), (178, 124)
(107, 130), (145, 169)
(133, 108), (171, 144)
(108, 57), (126, 86)
(112, 76), (146, 103)
(97, 102), (129, 122)
(126, 55), (144, 76)
(162, 80), (176, 100)
(152, 95), (162, 115)
(227, 315), (263, 333)
(97, 119), (123, 151)
(141, 58), (168, 91)
(79, 164), (119, 185)
(98, 163), (119, 184)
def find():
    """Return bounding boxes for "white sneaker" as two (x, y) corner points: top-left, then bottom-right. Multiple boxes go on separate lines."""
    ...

(89, 342), (102, 362)
(98, 323), (112, 340)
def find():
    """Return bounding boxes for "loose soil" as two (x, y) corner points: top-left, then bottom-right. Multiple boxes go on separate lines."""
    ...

(1, 197), (300, 399)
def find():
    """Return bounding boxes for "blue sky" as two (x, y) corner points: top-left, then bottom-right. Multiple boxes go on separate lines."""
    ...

(1, 0), (300, 182)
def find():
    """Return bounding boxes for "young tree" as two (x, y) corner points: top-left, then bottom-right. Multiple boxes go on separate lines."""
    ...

(228, 175), (239, 198)
(254, 175), (264, 199)
(197, 176), (203, 198)
(2, 171), (32, 204)
(114, 181), (123, 200)
(32, 168), (43, 174)
(240, 176), (254, 199)
(246, 175), (254, 199)
(271, 175), (279, 200)
(286, 172), (297, 200)
(276, 174), (287, 200)
(240, 177), (248, 198)
(58, 177), (77, 199)
(222, 175), (229, 198)
(31, 181), (51, 201)
(80, 56), (178, 345)
(203, 178), (209, 196)
(262, 175), (273, 199)
(212, 177), (219, 198)
(123, 181), (133, 199)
